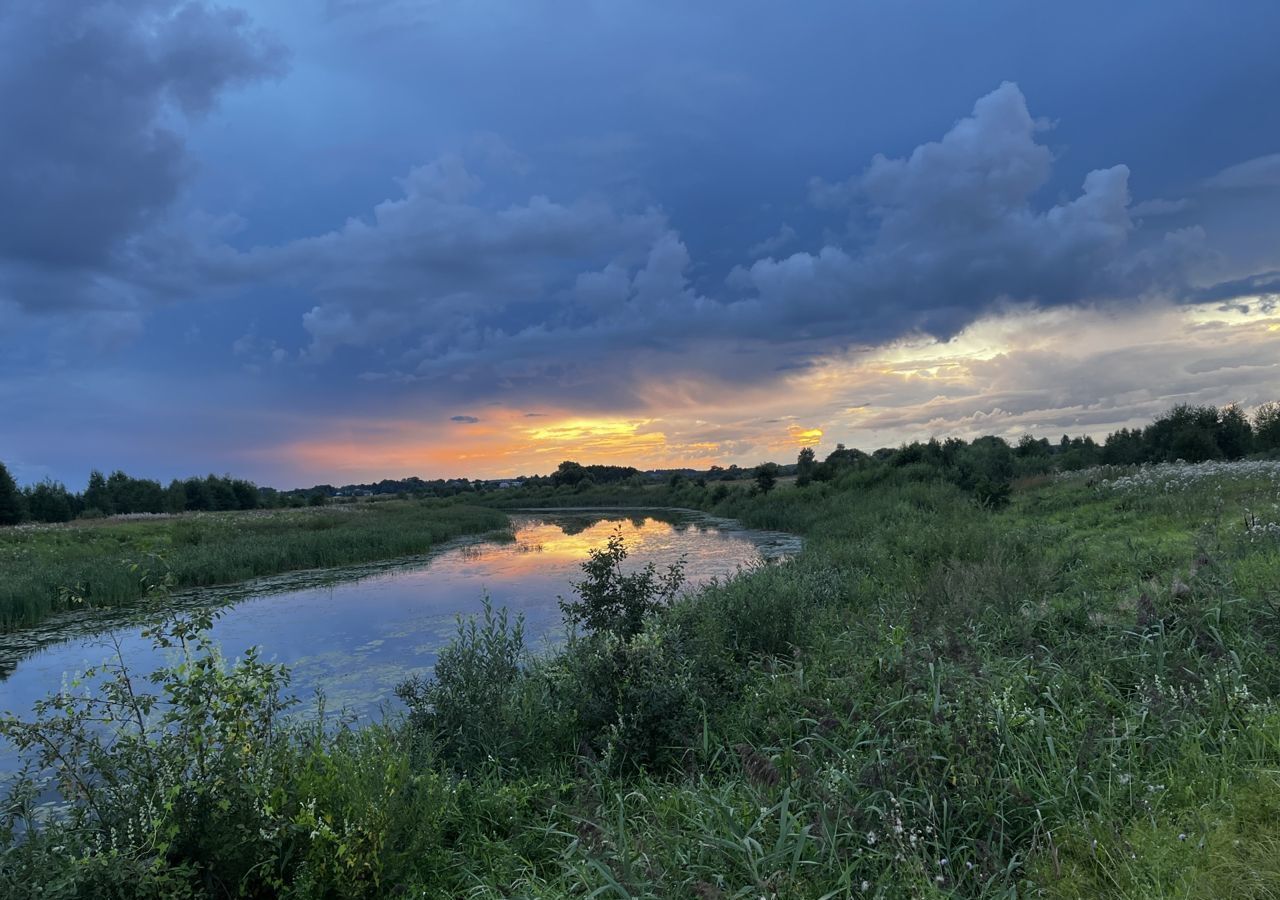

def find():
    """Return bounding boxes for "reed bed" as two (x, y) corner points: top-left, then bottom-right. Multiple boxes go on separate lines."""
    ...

(6, 464), (1280, 896)
(0, 502), (508, 631)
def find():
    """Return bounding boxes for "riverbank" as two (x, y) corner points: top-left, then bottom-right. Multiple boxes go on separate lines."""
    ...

(0, 502), (510, 632)
(5, 462), (1280, 896)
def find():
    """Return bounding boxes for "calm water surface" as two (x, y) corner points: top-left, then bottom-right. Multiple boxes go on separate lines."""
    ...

(0, 511), (797, 733)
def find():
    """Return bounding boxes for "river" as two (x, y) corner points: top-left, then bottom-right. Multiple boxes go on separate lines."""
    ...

(0, 510), (799, 740)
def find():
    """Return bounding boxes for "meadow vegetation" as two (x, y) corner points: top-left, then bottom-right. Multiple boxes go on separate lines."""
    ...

(0, 503), (509, 632)
(2, 404), (1280, 896)
(4, 415), (1280, 896)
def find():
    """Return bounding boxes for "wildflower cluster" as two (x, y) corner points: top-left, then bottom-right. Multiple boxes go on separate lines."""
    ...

(1094, 459), (1280, 494)
(1244, 510), (1280, 542)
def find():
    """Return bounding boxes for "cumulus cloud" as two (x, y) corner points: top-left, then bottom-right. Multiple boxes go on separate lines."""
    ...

(0, 0), (286, 310)
(748, 224), (798, 257)
(10, 56), (1275, 427)
(1130, 198), (1194, 217)
(734, 83), (1195, 344)
(1205, 153), (1280, 190)
(231, 153), (670, 363)
(174, 81), (1267, 411)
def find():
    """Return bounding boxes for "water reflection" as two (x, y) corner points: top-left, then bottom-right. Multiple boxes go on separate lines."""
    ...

(0, 511), (798, 734)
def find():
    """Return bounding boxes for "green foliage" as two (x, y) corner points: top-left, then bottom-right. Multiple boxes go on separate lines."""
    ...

(550, 460), (639, 488)
(0, 461), (24, 526)
(754, 461), (779, 494)
(1, 586), (299, 895)
(8, 432), (1280, 896)
(24, 479), (75, 522)
(83, 469), (111, 516)
(795, 446), (816, 486)
(396, 598), (543, 770)
(1255, 401), (1280, 451)
(558, 528), (685, 642)
(0, 502), (508, 631)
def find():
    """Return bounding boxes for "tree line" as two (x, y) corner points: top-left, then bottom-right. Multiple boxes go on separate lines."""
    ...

(769, 401), (1280, 508)
(0, 469), (295, 526)
(3, 402), (1278, 527)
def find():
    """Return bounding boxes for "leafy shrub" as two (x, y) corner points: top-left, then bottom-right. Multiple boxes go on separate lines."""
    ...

(551, 627), (702, 773)
(396, 598), (549, 770)
(972, 476), (1013, 508)
(558, 528), (684, 642)
(1, 602), (299, 895)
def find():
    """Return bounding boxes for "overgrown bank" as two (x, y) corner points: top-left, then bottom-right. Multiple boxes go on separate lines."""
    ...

(5, 459), (1280, 897)
(0, 503), (509, 632)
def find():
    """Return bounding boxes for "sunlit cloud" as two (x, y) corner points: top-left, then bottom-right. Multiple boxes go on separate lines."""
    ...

(250, 296), (1278, 486)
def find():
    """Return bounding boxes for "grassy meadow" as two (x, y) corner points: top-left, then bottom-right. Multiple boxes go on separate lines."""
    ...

(0, 502), (510, 631)
(4, 459), (1280, 896)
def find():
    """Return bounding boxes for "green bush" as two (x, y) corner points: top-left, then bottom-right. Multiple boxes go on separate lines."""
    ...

(558, 527), (684, 642)
(396, 598), (560, 771)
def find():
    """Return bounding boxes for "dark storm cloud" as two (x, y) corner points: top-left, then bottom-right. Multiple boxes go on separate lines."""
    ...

(7, 0), (1280, 486)
(734, 84), (1201, 342)
(228, 82), (1222, 407)
(219, 153), (670, 364)
(1190, 271), (1280, 304)
(0, 1), (286, 308)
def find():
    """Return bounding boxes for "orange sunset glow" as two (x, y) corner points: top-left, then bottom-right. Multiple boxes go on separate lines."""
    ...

(249, 297), (1280, 487)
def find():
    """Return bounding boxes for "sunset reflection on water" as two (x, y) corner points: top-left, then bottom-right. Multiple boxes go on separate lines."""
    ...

(0, 510), (798, 742)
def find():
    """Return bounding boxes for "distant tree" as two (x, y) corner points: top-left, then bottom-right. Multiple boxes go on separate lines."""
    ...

(307, 490), (327, 507)
(940, 437), (966, 467)
(1144, 404), (1221, 462)
(795, 447), (816, 486)
(182, 477), (213, 511)
(0, 461), (25, 525)
(815, 443), (870, 481)
(25, 480), (74, 523)
(1215, 404), (1254, 459)
(230, 478), (260, 510)
(551, 460), (587, 488)
(1057, 435), (1103, 471)
(754, 462), (779, 494)
(84, 469), (111, 515)
(1171, 427), (1222, 463)
(1102, 428), (1146, 465)
(1015, 435), (1050, 458)
(955, 436), (1015, 491)
(890, 442), (925, 467)
(105, 470), (165, 514)
(204, 475), (238, 511)
(1256, 402), (1280, 451)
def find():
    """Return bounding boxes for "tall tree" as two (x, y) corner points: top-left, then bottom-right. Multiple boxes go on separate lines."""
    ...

(25, 480), (74, 523)
(84, 469), (112, 515)
(795, 447), (816, 486)
(1215, 404), (1254, 459)
(0, 461), (26, 526)
(1255, 402), (1280, 451)
(754, 462), (779, 494)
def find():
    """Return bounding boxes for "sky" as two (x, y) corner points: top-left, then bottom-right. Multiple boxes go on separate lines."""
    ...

(2, 0), (1279, 489)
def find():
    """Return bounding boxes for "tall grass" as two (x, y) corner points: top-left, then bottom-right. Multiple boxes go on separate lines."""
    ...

(6, 464), (1280, 896)
(0, 502), (508, 631)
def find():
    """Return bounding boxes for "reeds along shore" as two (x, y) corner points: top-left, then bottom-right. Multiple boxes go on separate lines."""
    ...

(5, 460), (1280, 896)
(0, 503), (508, 631)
